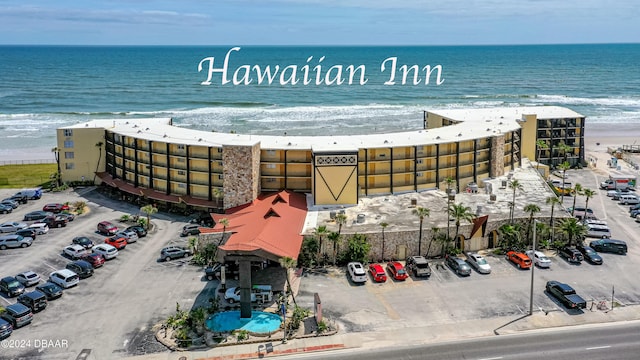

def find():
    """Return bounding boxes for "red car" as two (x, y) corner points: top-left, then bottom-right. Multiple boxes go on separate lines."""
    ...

(97, 221), (118, 236)
(506, 251), (532, 269)
(386, 261), (408, 281)
(105, 236), (127, 250)
(42, 203), (70, 214)
(368, 263), (387, 283)
(81, 253), (105, 268)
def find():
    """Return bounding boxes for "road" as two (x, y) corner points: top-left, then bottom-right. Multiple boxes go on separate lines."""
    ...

(282, 321), (640, 360)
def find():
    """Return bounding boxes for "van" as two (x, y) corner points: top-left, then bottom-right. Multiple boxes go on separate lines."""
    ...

(585, 224), (611, 239)
(590, 239), (628, 255)
(14, 188), (42, 200)
(48, 269), (80, 289)
(618, 194), (640, 205)
(17, 290), (48, 312)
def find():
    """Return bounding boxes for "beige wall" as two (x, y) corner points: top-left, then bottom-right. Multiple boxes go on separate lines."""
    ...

(519, 113), (538, 161)
(57, 127), (105, 183)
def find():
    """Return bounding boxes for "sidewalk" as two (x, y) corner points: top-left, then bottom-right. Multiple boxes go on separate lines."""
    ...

(125, 303), (640, 360)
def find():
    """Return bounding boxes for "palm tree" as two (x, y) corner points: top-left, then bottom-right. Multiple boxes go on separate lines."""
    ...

(51, 147), (61, 187)
(93, 141), (104, 183)
(212, 188), (223, 207)
(448, 203), (475, 251)
(583, 188), (596, 218)
(218, 218), (229, 246)
(498, 223), (522, 251)
(557, 162), (571, 203)
(335, 213), (347, 235)
(536, 139), (548, 171)
(508, 179), (523, 223)
(188, 236), (199, 255)
(278, 256), (298, 306)
(328, 231), (340, 265)
(140, 204), (158, 230)
(313, 225), (329, 265)
(425, 227), (439, 258)
(557, 218), (587, 247)
(412, 207), (430, 256)
(443, 176), (456, 194)
(557, 142), (572, 164)
(570, 183), (583, 217)
(545, 196), (561, 242)
(379, 222), (388, 261)
(523, 203), (541, 244)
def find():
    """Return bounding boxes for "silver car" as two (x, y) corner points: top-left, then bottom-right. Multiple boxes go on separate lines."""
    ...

(466, 253), (492, 274)
(115, 230), (138, 244)
(0, 234), (33, 249)
(0, 222), (28, 233)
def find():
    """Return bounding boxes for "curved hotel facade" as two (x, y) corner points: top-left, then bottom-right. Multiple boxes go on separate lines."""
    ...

(56, 106), (585, 210)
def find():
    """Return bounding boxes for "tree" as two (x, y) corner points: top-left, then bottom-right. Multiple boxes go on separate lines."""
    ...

(570, 183), (583, 217)
(523, 203), (541, 244)
(557, 218), (587, 246)
(188, 237), (199, 255)
(448, 203), (475, 251)
(545, 196), (561, 242)
(343, 234), (371, 264)
(498, 223), (522, 251)
(335, 213), (347, 235)
(93, 141), (104, 183)
(443, 176), (456, 194)
(140, 204), (158, 230)
(557, 141), (572, 164)
(279, 256), (298, 306)
(313, 225), (329, 265)
(583, 188), (596, 218)
(51, 147), (61, 187)
(557, 161), (571, 203)
(412, 207), (430, 256)
(508, 179), (523, 223)
(212, 187), (223, 207)
(443, 176), (456, 241)
(379, 222), (388, 261)
(536, 139), (548, 171)
(328, 231), (340, 265)
(425, 227), (439, 258)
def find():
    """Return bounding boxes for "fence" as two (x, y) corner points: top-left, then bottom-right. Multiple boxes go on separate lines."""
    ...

(0, 159), (56, 166)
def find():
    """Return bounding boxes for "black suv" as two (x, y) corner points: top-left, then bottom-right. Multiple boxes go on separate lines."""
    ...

(42, 215), (68, 228)
(0, 276), (26, 297)
(589, 239), (628, 255)
(8, 194), (28, 204)
(15, 228), (37, 240)
(558, 247), (584, 264)
(65, 260), (94, 279)
(17, 290), (48, 313)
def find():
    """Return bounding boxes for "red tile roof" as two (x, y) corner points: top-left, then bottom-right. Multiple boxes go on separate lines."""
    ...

(204, 191), (307, 260)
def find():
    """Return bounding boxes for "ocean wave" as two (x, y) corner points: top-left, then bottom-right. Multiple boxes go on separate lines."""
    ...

(532, 94), (640, 107)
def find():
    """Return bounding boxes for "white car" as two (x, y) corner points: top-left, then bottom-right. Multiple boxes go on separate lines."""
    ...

(0, 221), (28, 233)
(15, 271), (41, 287)
(525, 250), (552, 268)
(347, 262), (367, 283)
(466, 253), (492, 274)
(28, 223), (50, 235)
(63, 244), (89, 259)
(224, 287), (256, 303)
(115, 230), (138, 244)
(49, 269), (79, 289)
(92, 243), (119, 260)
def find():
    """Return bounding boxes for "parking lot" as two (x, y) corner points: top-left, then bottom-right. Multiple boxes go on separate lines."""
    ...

(0, 188), (214, 359)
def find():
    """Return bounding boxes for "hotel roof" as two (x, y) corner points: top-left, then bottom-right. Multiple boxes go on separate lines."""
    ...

(61, 106), (582, 151)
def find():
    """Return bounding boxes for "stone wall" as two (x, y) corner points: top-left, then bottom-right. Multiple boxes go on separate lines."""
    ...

(222, 143), (261, 209)
(490, 134), (505, 178)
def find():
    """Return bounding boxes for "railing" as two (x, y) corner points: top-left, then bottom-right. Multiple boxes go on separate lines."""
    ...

(0, 159), (56, 166)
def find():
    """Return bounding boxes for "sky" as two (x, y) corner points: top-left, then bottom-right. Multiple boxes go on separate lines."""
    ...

(0, 0), (639, 45)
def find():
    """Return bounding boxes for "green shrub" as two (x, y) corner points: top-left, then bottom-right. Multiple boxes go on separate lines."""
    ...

(234, 329), (249, 341)
(119, 214), (131, 222)
(317, 320), (328, 333)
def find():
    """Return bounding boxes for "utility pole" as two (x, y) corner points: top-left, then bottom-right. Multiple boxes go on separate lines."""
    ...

(529, 220), (537, 316)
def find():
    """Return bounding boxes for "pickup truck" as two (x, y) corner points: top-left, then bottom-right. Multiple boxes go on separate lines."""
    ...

(546, 281), (587, 309)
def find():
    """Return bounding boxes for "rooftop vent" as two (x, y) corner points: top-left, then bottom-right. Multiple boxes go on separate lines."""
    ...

(163, 134), (167, 138)
(487, 128), (491, 131)
(384, 140), (389, 144)
(436, 136), (441, 139)
(287, 142), (292, 146)
(137, 130), (142, 133)
(198, 138), (203, 142)
(458, 133), (462, 137)
(145, 128), (150, 131)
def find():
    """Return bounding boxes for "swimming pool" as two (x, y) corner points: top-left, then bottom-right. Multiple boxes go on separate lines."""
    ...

(206, 311), (282, 333)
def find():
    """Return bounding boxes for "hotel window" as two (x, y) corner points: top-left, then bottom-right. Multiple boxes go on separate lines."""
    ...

(114, 134), (121, 143)
(63, 129), (73, 136)
(416, 159), (423, 164)
(218, 174), (224, 180)
(177, 144), (185, 150)
(178, 170), (186, 175)
(178, 183), (186, 188)
(64, 152), (74, 159)
(65, 163), (75, 170)
(267, 150), (276, 156)
(64, 140), (74, 148)
(267, 178), (276, 183)
(177, 158), (185, 162)
(217, 148), (223, 153)
(266, 164), (276, 169)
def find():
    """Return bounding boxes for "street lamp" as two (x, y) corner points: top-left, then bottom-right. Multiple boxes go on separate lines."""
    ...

(529, 220), (538, 315)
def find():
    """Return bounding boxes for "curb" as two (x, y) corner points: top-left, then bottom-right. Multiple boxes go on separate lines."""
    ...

(197, 343), (346, 360)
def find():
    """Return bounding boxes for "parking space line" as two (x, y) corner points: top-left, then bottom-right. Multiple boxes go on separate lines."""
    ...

(0, 297), (11, 305)
(43, 262), (59, 271)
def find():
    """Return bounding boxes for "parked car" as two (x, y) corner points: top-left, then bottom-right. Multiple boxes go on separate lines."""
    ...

(92, 244), (119, 260)
(8, 194), (28, 204)
(466, 253), (491, 274)
(619, 194), (640, 205)
(57, 212), (76, 222)
(576, 244), (603, 265)
(35, 282), (63, 301)
(115, 229), (138, 243)
(204, 264), (221, 281)
(585, 224), (611, 239)
(15, 271), (41, 287)
(506, 251), (532, 269)
(1, 199), (19, 209)
(0, 318), (12, 340)
(81, 253), (105, 268)
(63, 244), (89, 259)
(48, 269), (80, 289)
(23, 210), (53, 221)
(607, 188), (632, 198)
(0, 221), (28, 233)
(368, 263), (387, 282)
(160, 246), (192, 261)
(545, 280), (587, 309)
(15, 228), (37, 240)
(17, 290), (48, 313)
(0, 276), (25, 297)
(14, 188), (42, 200)
(0, 234), (33, 249)
(347, 262), (368, 283)
(0, 303), (33, 329)
(406, 255), (432, 277)
(589, 239), (628, 255)
(97, 221), (118, 235)
(105, 235), (127, 250)
(28, 222), (49, 235)
(525, 250), (552, 268)
(558, 247), (584, 264)
(41, 215), (68, 228)
(65, 260), (94, 279)
(72, 236), (94, 249)
(445, 255), (472, 276)
(126, 225), (147, 238)
(42, 203), (70, 214)
(0, 204), (12, 214)
(386, 261), (409, 281)
(224, 286), (257, 303)
(181, 223), (201, 237)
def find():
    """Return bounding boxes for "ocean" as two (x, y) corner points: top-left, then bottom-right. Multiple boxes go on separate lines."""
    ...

(1, 44), (639, 159)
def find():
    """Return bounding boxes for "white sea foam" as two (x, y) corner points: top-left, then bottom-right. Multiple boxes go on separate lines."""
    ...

(532, 94), (640, 107)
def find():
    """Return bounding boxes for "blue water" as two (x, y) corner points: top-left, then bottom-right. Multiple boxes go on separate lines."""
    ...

(1, 44), (639, 154)
(206, 311), (282, 333)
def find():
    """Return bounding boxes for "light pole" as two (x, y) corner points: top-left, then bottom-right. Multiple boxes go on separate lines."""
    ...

(529, 220), (537, 315)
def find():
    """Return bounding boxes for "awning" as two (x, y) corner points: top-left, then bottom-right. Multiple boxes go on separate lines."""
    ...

(112, 178), (145, 196)
(142, 189), (182, 204)
(181, 195), (221, 208)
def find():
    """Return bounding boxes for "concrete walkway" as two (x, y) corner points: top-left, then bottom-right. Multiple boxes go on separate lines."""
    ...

(125, 303), (640, 360)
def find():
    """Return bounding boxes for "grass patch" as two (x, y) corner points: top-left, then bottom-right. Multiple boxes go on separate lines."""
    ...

(0, 164), (57, 189)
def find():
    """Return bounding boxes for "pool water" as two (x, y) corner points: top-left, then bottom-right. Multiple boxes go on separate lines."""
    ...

(206, 311), (282, 333)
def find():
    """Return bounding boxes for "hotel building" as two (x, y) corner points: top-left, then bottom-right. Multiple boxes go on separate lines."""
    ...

(56, 106), (585, 210)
